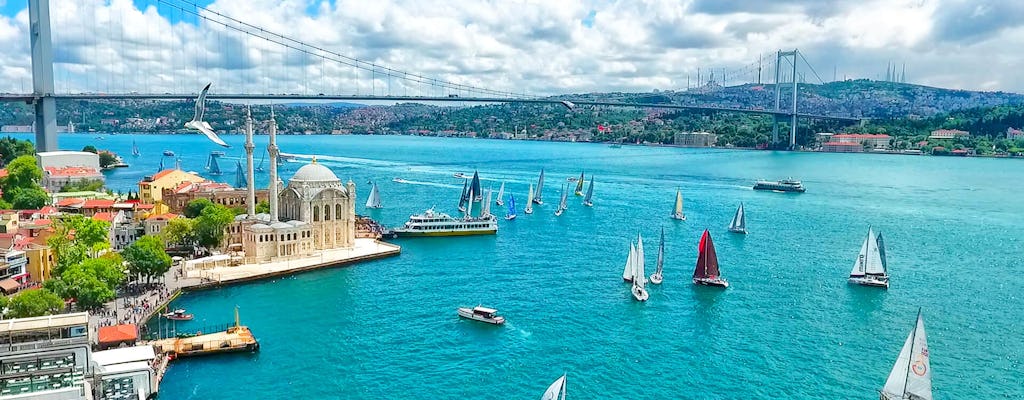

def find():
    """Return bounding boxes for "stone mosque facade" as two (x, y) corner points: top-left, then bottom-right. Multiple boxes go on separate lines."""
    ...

(230, 161), (356, 263)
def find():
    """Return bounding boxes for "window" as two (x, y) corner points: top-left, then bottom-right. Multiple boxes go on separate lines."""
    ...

(336, 204), (343, 219)
(324, 205), (331, 221)
(313, 206), (319, 221)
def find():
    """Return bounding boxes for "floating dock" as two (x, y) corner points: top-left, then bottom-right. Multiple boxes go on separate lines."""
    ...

(148, 308), (259, 358)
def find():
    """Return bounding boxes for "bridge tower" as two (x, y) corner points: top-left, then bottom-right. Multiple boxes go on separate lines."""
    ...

(772, 49), (799, 150)
(28, 0), (57, 151)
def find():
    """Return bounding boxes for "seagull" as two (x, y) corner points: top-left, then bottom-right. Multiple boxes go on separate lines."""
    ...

(184, 83), (230, 148)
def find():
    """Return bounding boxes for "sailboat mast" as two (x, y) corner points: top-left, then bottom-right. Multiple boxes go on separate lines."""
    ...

(901, 309), (921, 398)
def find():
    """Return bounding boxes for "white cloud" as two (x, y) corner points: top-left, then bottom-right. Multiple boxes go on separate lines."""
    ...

(0, 0), (1023, 96)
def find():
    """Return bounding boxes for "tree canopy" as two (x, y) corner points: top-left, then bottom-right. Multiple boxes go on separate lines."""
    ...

(194, 203), (235, 250)
(183, 198), (215, 218)
(0, 136), (35, 166)
(7, 289), (64, 318)
(122, 235), (172, 283)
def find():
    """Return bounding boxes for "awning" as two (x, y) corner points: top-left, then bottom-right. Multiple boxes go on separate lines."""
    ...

(0, 278), (20, 294)
(98, 324), (138, 345)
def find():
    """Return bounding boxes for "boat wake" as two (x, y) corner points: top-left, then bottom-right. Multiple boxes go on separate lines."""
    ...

(286, 153), (402, 167)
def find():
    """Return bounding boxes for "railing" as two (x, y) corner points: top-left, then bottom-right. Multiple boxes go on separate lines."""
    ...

(144, 322), (235, 341)
(1, 337), (89, 354)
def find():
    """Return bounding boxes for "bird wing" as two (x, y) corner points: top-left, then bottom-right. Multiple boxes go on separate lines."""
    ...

(194, 83), (211, 122)
(197, 122), (230, 148)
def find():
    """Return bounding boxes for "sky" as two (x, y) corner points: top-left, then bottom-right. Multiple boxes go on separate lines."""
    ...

(1, 0), (1023, 96)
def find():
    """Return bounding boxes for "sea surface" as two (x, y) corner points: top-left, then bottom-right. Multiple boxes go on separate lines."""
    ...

(16, 133), (1024, 399)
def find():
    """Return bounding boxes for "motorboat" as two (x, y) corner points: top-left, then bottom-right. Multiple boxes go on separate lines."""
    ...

(163, 309), (194, 321)
(392, 177), (409, 183)
(753, 178), (806, 193)
(457, 306), (505, 325)
(162, 150), (175, 157)
(453, 172), (467, 178)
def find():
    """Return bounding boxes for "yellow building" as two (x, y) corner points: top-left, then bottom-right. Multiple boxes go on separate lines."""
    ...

(138, 169), (206, 204)
(23, 244), (55, 283)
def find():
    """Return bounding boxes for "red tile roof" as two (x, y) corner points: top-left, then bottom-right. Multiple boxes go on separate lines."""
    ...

(57, 198), (85, 207)
(146, 213), (180, 221)
(39, 206), (58, 215)
(82, 199), (115, 209)
(44, 166), (102, 178)
(150, 169), (178, 181)
(92, 212), (114, 222)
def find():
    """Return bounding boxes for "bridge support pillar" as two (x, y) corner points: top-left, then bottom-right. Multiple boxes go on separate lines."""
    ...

(29, 0), (57, 152)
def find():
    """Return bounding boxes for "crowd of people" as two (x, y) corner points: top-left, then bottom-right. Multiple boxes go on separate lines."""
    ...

(90, 282), (174, 328)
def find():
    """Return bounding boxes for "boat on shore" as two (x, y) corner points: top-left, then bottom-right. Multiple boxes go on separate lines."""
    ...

(879, 309), (931, 400)
(457, 306), (505, 325)
(693, 229), (729, 288)
(163, 309), (194, 321)
(728, 203), (748, 234)
(848, 227), (889, 288)
(393, 208), (497, 237)
(753, 178), (806, 193)
(671, 189), (686, 220)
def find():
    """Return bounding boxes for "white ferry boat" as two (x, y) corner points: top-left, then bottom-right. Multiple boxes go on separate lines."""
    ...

(392, 208), (498, 237)
(753, 178), (806, 193)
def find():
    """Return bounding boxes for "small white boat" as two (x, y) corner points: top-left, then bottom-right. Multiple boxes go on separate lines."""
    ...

(670, 189), (686, 220)
(392, 177), (409, 183)
(453, 172), (467, 179)
(630, 233), (649, 301)
(649, 228), (665, 284)
(693, 229), (728, 288)
(728, 203), (747, 234)
(365, 182), (383, 209)
(457, 306), (506, 325)
(848, 227), (889, 288)
(524, 184), (534, 214)
(879, 309), (931, 400)
(541, 374), (567, 400)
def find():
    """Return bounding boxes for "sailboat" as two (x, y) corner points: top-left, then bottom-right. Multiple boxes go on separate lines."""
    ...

(481, 189), (493, 218)
(366, 182), (383, 209)
(693, 229), (728, 288)
(622, 242), (636, 282)
(458, 179), (470, 213)
(505, 194), (517, 221)
(554, 184), (568, 216)
(650, 228), (664, 284)
(540, 374), (567, 400)
(631, 234), (649, 301)
(470, 171), (483, 202)
(670, 189), (686, 220)
(255, 151), (266, 173)
(728, 203), (747, 234)
(848, 227), (889, 288)
(573, 171), (585, 195)
(524, 184), (534, 214)
(582, 177), (594, 207)
(158, 157), (164, 171)
(879, 309), (932, 400)
(131, 140), (140, 157)
(234, 160), (247, 188)
(533, 169), (545, 205)
(495, 182), (505, 206)
(206, 152), (222, 175)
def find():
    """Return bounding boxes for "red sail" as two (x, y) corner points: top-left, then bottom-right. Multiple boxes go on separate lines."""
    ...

(693, 229), (721, 279)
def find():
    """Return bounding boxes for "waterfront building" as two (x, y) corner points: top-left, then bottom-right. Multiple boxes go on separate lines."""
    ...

(820, 142), (864, 153)
(137, 169), (206, 204)
(673, 131), (718, 147)
(928, 129), (970, 140)
(0, 313), (92, 399)
(1007, 127), (1024, 140)
(830, 134), (892, 149)
(36, 151), (100, 171)
(41, 166), (105, 193)
(161, 181), (269, 214)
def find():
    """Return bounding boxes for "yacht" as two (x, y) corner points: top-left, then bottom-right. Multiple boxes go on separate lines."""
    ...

(457, 306), (505, 325)
(162, 150), (175, 157)
(753, 178), (806, 193)
(392, 208), (498, 237)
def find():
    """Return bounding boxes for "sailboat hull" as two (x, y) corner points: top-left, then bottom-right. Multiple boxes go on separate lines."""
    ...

(631, 286), (649, 301)
(583, 201), (593, 207)
(524, 209), (533, 214)
(728, 227), (748, 234)
(554, 210), (563, 216)
(848, 276), (889, 288)
(649, 273), (663, 285)
(693, 277), (729, 288)
(622, 277), (633, 283)
(671, 213), (686, 221)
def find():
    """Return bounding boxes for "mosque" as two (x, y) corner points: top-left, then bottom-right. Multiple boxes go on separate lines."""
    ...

(227, 109), (357, 263)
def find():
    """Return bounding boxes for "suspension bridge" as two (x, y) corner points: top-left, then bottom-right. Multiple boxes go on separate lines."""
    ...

(8, 0), (862, 152)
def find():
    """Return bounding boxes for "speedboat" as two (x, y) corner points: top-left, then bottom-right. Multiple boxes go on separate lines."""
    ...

(453, 172), (467, 178)
(163, 150), (175, 157)
(457, 306), (505, 325)
(163, 309), (194, 321)
(392, 177), (409, 183)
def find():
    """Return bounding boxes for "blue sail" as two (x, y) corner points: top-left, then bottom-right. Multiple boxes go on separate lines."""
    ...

(507, 194), (516, 217)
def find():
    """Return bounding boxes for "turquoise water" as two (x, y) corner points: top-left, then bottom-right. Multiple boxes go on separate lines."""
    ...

(18, 133), (1024, 398)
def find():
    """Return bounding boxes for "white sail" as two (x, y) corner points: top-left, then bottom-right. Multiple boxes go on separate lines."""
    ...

(540, 375), (566, 400)
(558, 184), (568, 211)
(496, 182), (505, 205)
(675, 190), (684, 215)
(729, 203), (746, 231)
(466, 188), (474, 217)
(483, 189), (494, 217)
(881, 311), (931, 400)
(525, 184), (534, 213)
(655, 229), (664, 276)
(850, 228), (885, 277)
(365, 183), (382, 208)
(623, 242), (635, 281)
(635, 234), (646, 289)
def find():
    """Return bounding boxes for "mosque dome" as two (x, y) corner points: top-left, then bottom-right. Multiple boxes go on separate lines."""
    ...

(290, 163), (339, 183)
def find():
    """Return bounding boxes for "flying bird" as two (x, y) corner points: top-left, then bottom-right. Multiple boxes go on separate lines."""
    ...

(184, 83), (230, 148)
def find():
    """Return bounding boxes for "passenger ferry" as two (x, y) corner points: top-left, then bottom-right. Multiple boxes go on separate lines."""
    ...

(753, 178), (806, 193)
(392, 208), (498, 237)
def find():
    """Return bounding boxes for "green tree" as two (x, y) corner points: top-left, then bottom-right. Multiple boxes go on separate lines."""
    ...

(162, 217), (195, 246)
(8, 289), (64, 318)
(10, 187), (50, 209)
(98, 152), (118, 169)
(0, 295), (9, 316)
(58, 265), (115, 309)
(194, 204), (235, 250)
(122, 235), (172, 283)
(183, 198), (215, 218)
(81, 145), (98, 154)
(0, 137), (35, 166)
(0, 155), (43, 203)
(60, 179), (105, 192)
(80, 254), (126, 289)
(255, 200), (270, 214)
